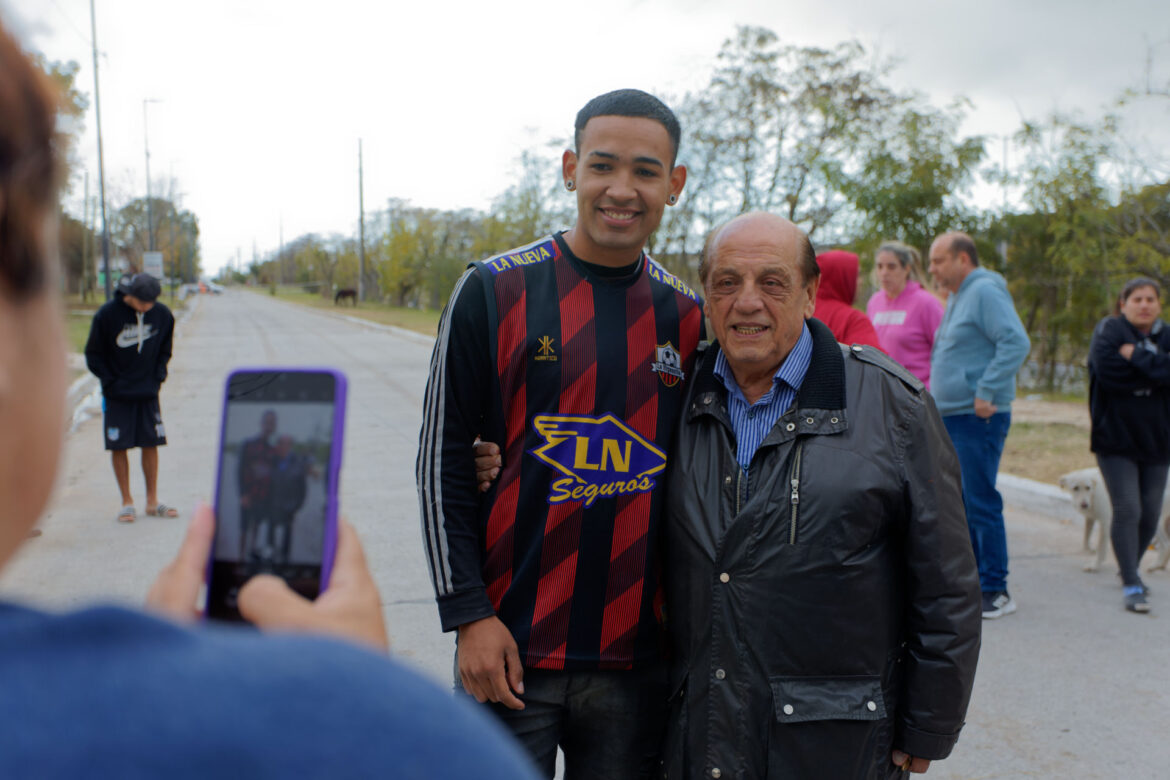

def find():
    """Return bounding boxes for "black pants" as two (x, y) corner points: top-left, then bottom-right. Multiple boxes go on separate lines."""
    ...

(1096, 453), (1169, 586)
(455, 661), (667, 780)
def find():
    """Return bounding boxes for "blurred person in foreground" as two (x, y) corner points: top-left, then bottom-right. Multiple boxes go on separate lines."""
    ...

(811, 249), (882, 350)
(0, 23), (538, 779)
(929, 232), (1030, 619)
(866, 241), (944, 388)
(662, 212), (980, 779)
(1088, 278), (1170, 613)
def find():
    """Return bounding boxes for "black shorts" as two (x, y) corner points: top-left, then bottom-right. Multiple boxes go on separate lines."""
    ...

(103, 396), (167, 450)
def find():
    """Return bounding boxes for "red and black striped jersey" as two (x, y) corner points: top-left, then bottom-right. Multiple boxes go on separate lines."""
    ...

(417, 233), (703, 671)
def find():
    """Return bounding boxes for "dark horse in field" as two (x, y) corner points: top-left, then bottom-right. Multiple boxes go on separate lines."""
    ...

(334, 288), (357, 305)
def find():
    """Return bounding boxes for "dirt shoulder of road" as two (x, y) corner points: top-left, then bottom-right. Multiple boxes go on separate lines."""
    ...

(1002, 396), (1094, 486)
(242, 287), (441, 337)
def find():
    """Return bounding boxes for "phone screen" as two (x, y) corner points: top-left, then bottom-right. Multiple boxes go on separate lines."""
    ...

(207, 370), (340, 622)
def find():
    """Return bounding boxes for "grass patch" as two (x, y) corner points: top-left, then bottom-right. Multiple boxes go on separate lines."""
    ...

(66, 313), (92, 354)
(1019, 389), (1087, 404)
(1001, 421), (1094, 485)
(252, 287), (442, 337)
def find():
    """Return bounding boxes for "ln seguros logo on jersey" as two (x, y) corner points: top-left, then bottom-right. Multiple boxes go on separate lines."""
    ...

(530, 414), (666, 507)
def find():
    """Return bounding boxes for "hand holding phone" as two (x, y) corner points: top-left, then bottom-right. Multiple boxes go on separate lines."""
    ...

(236, 519), (388, 652)
(147, 505), (389, 652)
(207, 369), (346, 622)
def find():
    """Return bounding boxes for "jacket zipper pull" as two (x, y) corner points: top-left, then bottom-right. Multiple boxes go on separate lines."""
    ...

(788, 441), (803, 545)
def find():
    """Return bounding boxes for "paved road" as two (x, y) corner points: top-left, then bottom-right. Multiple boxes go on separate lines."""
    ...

(3, 290), (1167, 778)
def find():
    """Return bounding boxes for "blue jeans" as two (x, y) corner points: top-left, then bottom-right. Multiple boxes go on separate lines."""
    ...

(456, 663), (667, 780)
(943, 412), (1012, 592)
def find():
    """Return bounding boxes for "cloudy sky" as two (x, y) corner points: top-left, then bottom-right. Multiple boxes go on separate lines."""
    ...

(5, 0), (1167, 276)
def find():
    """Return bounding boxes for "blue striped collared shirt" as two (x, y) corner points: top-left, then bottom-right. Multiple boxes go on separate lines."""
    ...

(714, 322), (813, 474)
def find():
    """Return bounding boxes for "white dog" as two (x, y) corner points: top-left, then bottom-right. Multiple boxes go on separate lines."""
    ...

(1058, 467), (1170, 573)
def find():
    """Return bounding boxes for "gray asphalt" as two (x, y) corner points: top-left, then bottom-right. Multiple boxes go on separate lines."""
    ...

(2, 290), (1166, 779)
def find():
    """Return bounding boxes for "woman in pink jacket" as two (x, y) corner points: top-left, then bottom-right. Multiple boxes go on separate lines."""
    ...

(866, 241), (944, 388)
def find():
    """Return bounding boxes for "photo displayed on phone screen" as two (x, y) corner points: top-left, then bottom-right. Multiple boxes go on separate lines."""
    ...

(209, 371), (338, 621)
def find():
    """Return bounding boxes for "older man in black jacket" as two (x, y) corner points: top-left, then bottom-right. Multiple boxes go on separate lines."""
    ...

(662, 212), (981, 779)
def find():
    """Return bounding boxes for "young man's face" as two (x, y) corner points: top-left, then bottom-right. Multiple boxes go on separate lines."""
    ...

(562, 115), (686, 267)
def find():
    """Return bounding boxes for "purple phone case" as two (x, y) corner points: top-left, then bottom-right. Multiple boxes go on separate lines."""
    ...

(205, 367), (347, 616)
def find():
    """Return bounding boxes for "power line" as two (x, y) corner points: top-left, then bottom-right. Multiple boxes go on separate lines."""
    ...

(48, 0), (93, 48)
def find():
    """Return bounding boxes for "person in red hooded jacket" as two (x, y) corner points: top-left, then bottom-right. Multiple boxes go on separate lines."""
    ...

(813, 250), (883, 350)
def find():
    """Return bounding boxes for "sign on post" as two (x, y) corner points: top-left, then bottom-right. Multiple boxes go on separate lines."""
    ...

(143, 251), (164, 279)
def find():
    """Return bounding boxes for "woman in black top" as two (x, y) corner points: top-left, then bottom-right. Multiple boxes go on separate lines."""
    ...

(1088, 278), (1170, 613)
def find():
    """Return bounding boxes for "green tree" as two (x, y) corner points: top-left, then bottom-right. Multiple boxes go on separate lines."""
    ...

(33, 54), (88, 192)
(111, 196), (202, 282)
(659, 26), (903, 281)
(1107, 181), (1170, 287)
(1005, 114), (1115, 389)
(845, 100), (986, 255)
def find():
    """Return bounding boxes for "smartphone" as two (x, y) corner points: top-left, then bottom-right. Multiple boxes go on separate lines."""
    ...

(206, 368), (346, 622)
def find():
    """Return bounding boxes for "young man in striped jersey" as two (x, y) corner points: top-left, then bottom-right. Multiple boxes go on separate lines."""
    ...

(417, 89), (702, 778)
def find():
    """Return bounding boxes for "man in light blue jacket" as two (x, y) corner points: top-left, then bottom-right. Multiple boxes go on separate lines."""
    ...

(929, 232), (1031, 620)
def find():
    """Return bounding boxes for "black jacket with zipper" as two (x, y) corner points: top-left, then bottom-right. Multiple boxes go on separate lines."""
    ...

(1088, 315), (1170, 462)
(662, 317), (981, 780)
(84, 292), (174, 401)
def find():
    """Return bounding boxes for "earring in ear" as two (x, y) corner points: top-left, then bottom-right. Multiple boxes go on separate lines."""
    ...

(566, 180), (575, 191)
(668, 194), (678, 204)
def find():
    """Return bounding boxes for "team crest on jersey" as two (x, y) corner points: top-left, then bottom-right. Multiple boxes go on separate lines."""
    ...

(650, 342), (684, 387)
(530, 414), (666, 507)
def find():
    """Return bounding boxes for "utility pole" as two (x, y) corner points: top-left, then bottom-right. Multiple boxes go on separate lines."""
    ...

(90, 0), (112, 299)
(358, 139), (366, 303)
(279, 217), (284, 284)
(168, 176), (177, 302)
(143, 99), (163, 252)
(82, 171), (91, 301)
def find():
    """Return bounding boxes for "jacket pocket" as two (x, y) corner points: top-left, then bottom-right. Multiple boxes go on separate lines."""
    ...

(767, 675), (892, 780)
(770, 675), (886, 723)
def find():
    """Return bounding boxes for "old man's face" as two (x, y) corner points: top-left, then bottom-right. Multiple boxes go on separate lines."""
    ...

(703, 214), (817, 377)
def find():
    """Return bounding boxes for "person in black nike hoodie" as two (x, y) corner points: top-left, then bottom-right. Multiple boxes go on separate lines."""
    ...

(85, 273), (177, 522)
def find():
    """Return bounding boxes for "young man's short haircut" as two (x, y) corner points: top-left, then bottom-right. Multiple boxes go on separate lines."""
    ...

(574, 89), (681, 163)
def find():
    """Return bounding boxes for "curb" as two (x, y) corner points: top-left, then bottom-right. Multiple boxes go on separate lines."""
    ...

(997, 473), (1075, 521)
(238, 288), (437, 347)
(333, 313), (435, 346)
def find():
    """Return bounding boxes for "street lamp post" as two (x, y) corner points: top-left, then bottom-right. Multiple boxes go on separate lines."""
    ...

(143, 98), (162, 252)
(89, 0), (111, 299)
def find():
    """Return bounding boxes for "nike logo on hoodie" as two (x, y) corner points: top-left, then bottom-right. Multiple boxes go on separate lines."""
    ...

(115, 316), (157, 352)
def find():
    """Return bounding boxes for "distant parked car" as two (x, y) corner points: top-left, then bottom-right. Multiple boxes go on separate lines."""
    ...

(206, 282), (224, 294)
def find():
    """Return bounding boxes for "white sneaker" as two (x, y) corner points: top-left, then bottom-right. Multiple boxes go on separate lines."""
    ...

(982, 590), (1016, 619)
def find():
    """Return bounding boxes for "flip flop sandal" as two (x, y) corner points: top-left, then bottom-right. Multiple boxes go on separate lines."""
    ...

(145, 504), (179, 518)
(117, 506), (136, 523)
